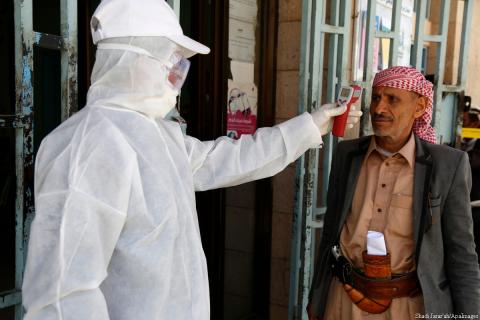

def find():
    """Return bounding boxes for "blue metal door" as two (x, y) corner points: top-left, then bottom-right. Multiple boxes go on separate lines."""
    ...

(0, 0), (77, 318)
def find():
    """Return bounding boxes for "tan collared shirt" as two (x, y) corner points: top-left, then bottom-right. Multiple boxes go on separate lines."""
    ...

(323, 134), (425, 319)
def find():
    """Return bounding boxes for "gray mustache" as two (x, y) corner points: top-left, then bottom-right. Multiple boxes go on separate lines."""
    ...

(372, 114), (393, 121)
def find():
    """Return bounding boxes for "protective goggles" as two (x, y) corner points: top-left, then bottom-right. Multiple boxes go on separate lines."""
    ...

(97, 43), (191, 91)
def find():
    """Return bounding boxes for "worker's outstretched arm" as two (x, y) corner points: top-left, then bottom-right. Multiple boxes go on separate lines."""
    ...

(186, 112), (319, 191)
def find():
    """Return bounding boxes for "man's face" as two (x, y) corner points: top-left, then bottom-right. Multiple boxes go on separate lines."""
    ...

(370, 86), (427, 145)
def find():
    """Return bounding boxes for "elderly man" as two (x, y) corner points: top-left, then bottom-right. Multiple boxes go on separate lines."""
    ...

(308, 66), (480, 319)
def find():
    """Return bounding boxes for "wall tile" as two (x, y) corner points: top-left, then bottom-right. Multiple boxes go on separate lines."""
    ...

(279, 0), (302, 22)
(270, 258), (290, 306)
(225, 207), (255, 253)
(277, 21), (301, 71)
(272, 165), (296, 214)
(276, 71), (300, 119)
(270, 304), (289, 320)
(225, 182), (255, 209)
(224, 250), (254, 296)
(223, 294), (253, 320)
(271, 211), (293, 259)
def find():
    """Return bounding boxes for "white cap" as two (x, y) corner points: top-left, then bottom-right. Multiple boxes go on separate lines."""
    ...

(90, 0), (210, 56)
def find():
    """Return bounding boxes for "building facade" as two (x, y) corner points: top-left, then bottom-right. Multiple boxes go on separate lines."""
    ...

(0, 1), (477, 319)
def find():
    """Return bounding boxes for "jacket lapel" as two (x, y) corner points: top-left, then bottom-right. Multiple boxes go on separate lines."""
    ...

(337, 137), (370, 235)
(413, 135), (433, 260)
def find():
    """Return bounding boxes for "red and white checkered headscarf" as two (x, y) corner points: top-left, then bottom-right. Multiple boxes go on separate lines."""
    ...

(373, 66), (436, 144)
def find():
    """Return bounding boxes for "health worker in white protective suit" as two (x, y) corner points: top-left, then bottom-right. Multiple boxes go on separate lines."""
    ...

(22, 0), (362, 319)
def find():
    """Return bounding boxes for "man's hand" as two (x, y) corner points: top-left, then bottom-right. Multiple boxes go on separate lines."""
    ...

(311, 102), (362, 136)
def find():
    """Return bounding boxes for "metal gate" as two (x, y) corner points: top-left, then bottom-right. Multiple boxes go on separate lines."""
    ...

(288, 1), (474, 319)
(0, 0), (77, 318)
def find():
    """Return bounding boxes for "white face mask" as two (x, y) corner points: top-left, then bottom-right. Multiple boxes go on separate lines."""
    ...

(159, 85), (179, 114)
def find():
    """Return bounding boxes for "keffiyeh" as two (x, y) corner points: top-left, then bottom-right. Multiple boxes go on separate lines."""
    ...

(373, 66), (436, 144)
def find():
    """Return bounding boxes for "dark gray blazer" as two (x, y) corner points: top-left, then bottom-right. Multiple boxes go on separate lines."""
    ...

(309, 135), (480, 316)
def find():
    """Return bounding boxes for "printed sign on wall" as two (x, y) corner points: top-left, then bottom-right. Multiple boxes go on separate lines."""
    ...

(227, 80), (257, 139)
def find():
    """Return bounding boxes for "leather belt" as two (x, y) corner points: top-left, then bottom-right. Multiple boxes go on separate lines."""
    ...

(351, 269), (422, 300)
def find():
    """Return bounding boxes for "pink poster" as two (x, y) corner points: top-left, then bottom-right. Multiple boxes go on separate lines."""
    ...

(226, 81), (257, 139)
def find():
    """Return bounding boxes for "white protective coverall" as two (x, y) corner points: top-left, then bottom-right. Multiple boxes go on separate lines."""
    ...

(21, 35), (336, 320)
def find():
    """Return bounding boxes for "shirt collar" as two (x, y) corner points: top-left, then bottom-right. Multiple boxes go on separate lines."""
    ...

(366, 133), (416, 167)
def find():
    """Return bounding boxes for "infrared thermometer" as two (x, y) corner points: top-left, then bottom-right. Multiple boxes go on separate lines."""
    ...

(332, 85), (363, 137)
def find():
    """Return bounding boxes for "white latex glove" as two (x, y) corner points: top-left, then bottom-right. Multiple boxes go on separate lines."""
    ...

(311, 102), (362, 135)
(346, 105), (363, 127)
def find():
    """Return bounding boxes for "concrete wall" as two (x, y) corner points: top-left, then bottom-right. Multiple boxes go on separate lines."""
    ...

(224, 183), (257, 320)
(270, 0), (302, 319)
(465, 0), (480, 106)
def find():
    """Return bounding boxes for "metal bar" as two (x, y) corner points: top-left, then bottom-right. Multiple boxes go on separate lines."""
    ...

(322, 0), (349, 213)
(412, 0), (427, 68)
(60, 0), (78, 120)
(375, 31), (395, 39)
(288, 0), (314, 317)
(423, 35), (443, 43)
(0, 115), (32, 128)
(442, 84), (465, 93)
(363, 0), (376, 81)
(326, 1), (339, 107)
(311, 145), (320, 224)
(15, 127), (26, 320)
(318, 24), (345, 35)
(297, 1), (336, 317)
(299, 150), (317, 320)
(340, 0), (353, 86)
(326, 0), (353, 218)
(315, 207), (327, 216)
(432, 0), (451, 130)
(307, 219), (324, 229)
(34, 32), (64, 50)
(321, 0), (339, 213)
(295, 0), (326, 316)
(13, 0), (34, 318)
(457, 0), (474, 86)
(361, 0), (377, 136)
(289, 160), (306, 320)
(0, 291), (22, 309)
(389, 0), (402, 65)
(310, 1), (325, 112)
(321, 134), (333, 208)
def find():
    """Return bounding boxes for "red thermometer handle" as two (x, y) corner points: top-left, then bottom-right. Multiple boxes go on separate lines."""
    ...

(332, 104), (352, 137)
(332, 85), (362, 137)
